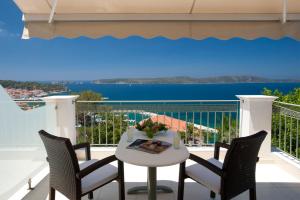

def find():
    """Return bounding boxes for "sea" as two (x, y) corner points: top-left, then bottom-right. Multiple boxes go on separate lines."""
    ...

(66, 82), (300, 100)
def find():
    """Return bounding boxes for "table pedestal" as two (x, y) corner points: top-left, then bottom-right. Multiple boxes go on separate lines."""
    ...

(127, 167), (173, 200)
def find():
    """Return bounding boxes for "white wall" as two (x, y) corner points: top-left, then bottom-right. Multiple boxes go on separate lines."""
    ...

(237, 95), (277, 158)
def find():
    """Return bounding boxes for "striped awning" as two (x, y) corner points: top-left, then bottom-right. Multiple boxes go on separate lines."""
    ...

(14, 0), (300, 40)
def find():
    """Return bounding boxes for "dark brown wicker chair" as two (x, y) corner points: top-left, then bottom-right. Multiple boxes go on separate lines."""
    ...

(178, 130), (267, 200)
(39, 130), (125, 200)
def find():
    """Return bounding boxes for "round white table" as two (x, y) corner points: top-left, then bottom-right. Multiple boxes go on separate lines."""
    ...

(115, 130), (189, 200)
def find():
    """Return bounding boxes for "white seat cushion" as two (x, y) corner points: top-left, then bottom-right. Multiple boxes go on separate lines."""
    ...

(185, 158), (223, 193)
(80, 159), (118, 194)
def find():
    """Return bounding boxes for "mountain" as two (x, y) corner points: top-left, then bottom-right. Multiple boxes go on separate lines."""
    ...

(92, 76), (299, 84)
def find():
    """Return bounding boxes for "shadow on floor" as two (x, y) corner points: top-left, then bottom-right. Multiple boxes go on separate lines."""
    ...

(22, 175), (49, 200)
(22, 175), (300, 200)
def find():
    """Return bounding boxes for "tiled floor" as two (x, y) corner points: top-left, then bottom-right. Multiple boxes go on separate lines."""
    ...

(22, 157), (300, 200)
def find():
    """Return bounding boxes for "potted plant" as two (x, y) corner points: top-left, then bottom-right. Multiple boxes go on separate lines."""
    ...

(136, 118), (168, 139)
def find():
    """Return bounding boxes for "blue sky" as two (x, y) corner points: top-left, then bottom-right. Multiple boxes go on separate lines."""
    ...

(0, 1), (300, 81)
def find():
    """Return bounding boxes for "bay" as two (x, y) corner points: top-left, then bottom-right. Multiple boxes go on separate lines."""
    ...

(66, 82), (300, 100)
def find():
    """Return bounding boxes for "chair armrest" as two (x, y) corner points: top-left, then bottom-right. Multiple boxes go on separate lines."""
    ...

(214, 142), (230, 160)
(189, 154), (223, 176)
(76, 155), (117, 179)
(73, 142), (91, 161)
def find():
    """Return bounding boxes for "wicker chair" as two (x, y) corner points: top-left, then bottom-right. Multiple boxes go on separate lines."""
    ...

(39, 130), (125, 200)
(178, 130), (267, 200)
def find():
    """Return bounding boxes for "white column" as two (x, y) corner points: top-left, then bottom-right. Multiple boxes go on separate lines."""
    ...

(236, 95), (277, 158)
(43, 95), (79, 144)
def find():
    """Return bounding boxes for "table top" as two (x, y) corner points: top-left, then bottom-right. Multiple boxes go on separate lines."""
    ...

(115, 129), (190, 167)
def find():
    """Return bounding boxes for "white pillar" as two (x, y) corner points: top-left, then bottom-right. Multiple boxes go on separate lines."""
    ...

(236, 95), (277, 158)
(43, 95), (79, 144)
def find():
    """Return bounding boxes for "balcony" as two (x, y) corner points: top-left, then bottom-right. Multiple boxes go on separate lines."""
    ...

(1, 87), (300, 200)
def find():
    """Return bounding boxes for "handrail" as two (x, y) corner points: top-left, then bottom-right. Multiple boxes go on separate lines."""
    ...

(76, 100), (240, 103)
(274, 101), (300, 108)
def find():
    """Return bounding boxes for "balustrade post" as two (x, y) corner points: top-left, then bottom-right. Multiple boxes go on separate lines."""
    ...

(43, 95), (79, 144)
(236, 95), (277, 159)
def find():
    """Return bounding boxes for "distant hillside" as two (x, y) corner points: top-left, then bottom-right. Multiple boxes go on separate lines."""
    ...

(0, 80), (66, 92)
(92, 76), (299, 84)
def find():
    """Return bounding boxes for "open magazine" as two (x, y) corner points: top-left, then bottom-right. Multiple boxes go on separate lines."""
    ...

(127, 139), (172, 154)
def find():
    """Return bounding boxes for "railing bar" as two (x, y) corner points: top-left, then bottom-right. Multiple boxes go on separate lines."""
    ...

(75, 109), (79, 142)
(274, 101), (300, 108)
(126, 111), (129, 133)
(185, 112), (188, 143)
(84, 112), (87, 142)
(106, 112), (108, 145)
(199, 112), (202, 145)
(214, 112), (217, 144)
(134, 111), (137, 126)
(207, 112), (209, 144)
(273, 113), (277, 147)
(229, 112), (231, 142)
(77, 100), (241, 103)
(178, 112), (180, 132)
(164, 112), (166, 125)
(290, 117), (292, 155)
(192, 112), (195, 144)
(76, 109), (79, 128)
(171, 112), (173, 129)
(120, 111), (122, 139)
(275, 104), (300, 114)
(284, 115), (287, 152)
(98, 115), (101, 144)
(91, 113), (94, 144)
(113, 112), (115, 145)
(279, 113), (281, 149)
(235, 103), (239, 138)
(297, 119), (299, 158)
(221, 112), (224, 141)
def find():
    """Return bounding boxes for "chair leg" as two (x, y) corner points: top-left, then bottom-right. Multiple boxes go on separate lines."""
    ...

(210, 191), (216, 199)
(88, 192), (93, 199)
(49, 187), (55, 200)
(249, 187), (256, 200)
(221, 196), (227, 200)
(177, 162), (186, 200)
(118, 160), (125, 200)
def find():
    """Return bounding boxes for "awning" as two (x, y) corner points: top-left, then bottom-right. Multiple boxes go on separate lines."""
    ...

(14, 0), (300, 40)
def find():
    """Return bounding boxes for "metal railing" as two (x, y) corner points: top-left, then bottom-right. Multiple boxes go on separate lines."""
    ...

(272, 101), (300, 159)
(75, 100), (240, 146)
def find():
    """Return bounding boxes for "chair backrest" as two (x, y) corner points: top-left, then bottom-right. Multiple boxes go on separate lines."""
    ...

(39, 130), (81, 199)
(221, 130), (267, 199)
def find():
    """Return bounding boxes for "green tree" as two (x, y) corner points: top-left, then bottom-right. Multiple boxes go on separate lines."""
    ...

(75, 90), (128, 145)
(262, 87), (300, 104)
(263, 87), (300, 157)
(76, 90), (102, 101)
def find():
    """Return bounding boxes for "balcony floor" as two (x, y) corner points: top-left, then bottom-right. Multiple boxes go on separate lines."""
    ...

(21, 150), (300, 200)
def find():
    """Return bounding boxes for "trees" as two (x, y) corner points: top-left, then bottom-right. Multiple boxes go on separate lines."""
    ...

(76, 90), (102, 101)
(263, 87), (300, 157)
(76, 90), (128, 145)
(262, 87), (300, 105)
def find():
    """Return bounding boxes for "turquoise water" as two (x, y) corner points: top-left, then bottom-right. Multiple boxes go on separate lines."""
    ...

(66, 82), (300, 100)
